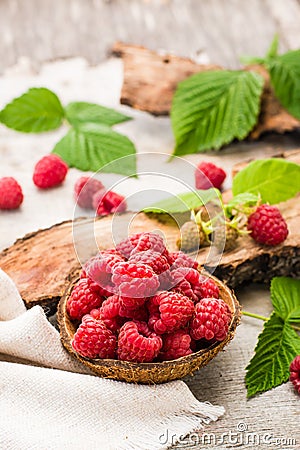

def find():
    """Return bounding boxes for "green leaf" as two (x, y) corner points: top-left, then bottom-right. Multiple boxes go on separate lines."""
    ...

(246, 313), (300, 398)
(171, 70), (264, 155)
(226, 193), (259, 214)
(65, 102), (132, 127)
(232, 158), (300, 204)
(266, 49), (300, 120)
(143, 188), (220, 214)
(53, 123), (136, 176)
(0, 87), (64, 132)
(271, 277), (300, 324)
(265, 34), (279, 59)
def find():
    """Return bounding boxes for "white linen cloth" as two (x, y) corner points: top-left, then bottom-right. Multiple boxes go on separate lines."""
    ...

(0, 269), (224, 450)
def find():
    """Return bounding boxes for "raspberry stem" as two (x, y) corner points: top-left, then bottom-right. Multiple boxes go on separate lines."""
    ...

(242, 311), (269, 321)
(242, 311), (300, 332)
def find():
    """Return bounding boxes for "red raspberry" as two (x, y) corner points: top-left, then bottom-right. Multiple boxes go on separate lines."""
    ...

(93, 190), (127, 216)
(119, 303), (149, 322)
(74, 176), (105, 209)
(66, 278), (105, 321)
(117, 321), (162, 362)
(33, 154), (68, 188)
(131, 232), (167, 256)
(148, 291), (194, 334)
(97, 295), (124, 333)
(129, 250), (170, 275)
(290, 355), (300, 394)
(197, 275), (220, 299)
(190, 298), (231, 342)
(86, 253), (124, 295)
(119, 295), (147, 309)
(116, 233), (143, 259)
(0, 177), (23, 210)
(159, 329), (193, 361)
(247, 204), (288, 246)
(195, 161), (226, 190)
(168, 252), (199, 270)
(72, 315), (116, 359)
(172, 269), (219, 302)
(112, 262), (159, 298)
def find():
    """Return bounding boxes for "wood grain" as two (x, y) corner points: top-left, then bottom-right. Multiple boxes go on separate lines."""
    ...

(2, 0), (300, 73)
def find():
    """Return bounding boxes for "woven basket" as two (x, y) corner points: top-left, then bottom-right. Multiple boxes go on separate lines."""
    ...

(58, 270), (240, 384)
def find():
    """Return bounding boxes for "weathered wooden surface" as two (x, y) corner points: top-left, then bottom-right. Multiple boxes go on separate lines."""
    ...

(2, 0), (300, 73)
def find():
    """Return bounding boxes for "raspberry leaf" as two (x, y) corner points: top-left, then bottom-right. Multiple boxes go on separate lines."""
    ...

(171, 70), (264, 155)
(143, 188), (221, 214)
(65, 102), (132, 127)
(266, 49), (300, 120)
(53, 123), (136, 176)
(271, 277), (300, 325)
(232, 158), (300, 204)
(246, 313), (300, 398)
(0, 88), (64, 132)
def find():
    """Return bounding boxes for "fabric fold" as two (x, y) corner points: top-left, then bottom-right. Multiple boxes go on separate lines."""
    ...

(0, 269), (225, 449)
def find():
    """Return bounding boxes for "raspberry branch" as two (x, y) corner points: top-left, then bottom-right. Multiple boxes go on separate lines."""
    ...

(242, 310), (300, 332)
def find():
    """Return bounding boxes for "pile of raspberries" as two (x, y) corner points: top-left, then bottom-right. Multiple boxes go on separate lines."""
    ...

(67, 231), (232, 363)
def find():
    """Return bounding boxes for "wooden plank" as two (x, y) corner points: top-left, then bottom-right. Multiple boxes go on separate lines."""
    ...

(1, 0), (299, 73)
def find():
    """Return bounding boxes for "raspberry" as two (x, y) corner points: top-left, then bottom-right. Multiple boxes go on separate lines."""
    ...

(0, 177), (23, 210)
(177, 221), (205, 252)
(159, 329), (193, 361)
(129, 250), (171, 290)
(247, 204), (288, 246)
(86, 253), (124, 295)
(74, 176), (105, 209)
(168, 252), (199, 270)
(33, 154), (68, 188)
(119, 295), (147, 309)
(197, 275), (220, 300)
(112, 261), (159, 298)
(119, 303), (149, 322)
(195, 161), (226, 190)
(93, 190), (127, 216)
(72, 315), (117, 359)
(129, 250), (170, 275)
(66, 278), (105, 321)
(117, 321), (162, 362)
(131, 232), (167, 257)
(116, 233), (143, 259)
(290, 355), (300, 394)
(172, 268), (219, 302)
(190, 298), (231, 342)
(97, 295), (124, 333)
(212, 223), (239, 252)
(148, 291), (194, 334)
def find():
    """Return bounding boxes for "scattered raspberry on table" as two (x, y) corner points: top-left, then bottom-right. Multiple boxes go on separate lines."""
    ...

(290, 355), (300, 394)
(33, 154), (68, 189)
(74, 176), (105, 209)
(0, 177), (23, 210)
(195, 161), (226, 190)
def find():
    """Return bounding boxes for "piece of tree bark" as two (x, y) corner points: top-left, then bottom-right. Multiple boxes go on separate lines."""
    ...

(0, 194), (299, 313)
(112, 42), (220, 116)
(113, 42), (300, 137)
